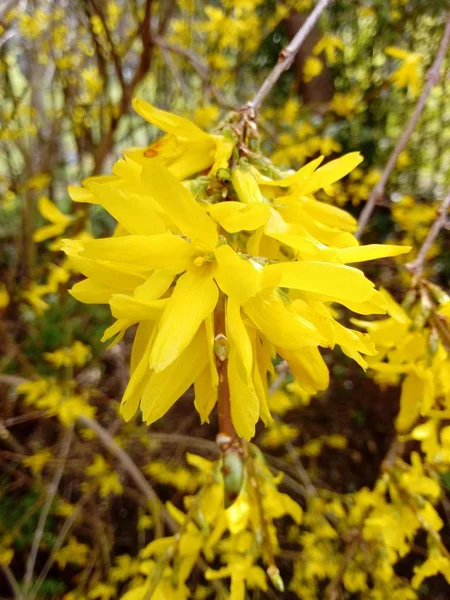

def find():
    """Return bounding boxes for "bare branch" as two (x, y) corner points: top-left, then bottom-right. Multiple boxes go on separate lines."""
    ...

(77, 416), (178, 533)
(406, 188), (450, 283)
(89, 0), (126, 92)
(29, 495), (90, 600)
(246, 0), (332, 114)
(23, 428), (74, 594)
(1, 565), (22, 600)
(356, 13), (450, 238)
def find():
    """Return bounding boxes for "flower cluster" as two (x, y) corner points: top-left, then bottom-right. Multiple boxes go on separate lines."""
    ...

(64, 100), (409, 439)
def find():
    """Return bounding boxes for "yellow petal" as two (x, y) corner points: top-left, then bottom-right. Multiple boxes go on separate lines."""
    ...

(335, 244), (411, 263)
(279, 202), (358, 248)
(142, 326), (209, 423)
(226, 298), (260, 439)
(214, 245), (260, 304)
(296, 152), (363, 195)
(70, 279), (116, 304)
(150, 269), (218, 371)
(207, 202), (270, 233)
(385, 46), (410, 59)
(133, 98), (211, 142)
(194, 315), (218, 423)
(265, 209), (337, 259)
(139, 159), (218, 247)
(121, 324), (156, 421)
(80, 234), (194, 273)
(88, 180), (166, 235)
(134, 270), (175, 301)
(38, 196), (71, 225)
(262, 261), (375, 302)
(63, 241), (146, 291)
(194, 366), (218, 424)
(130, 321), (154, 375)
(300, 196), (357, 232)
(245, 291), (322, 349)
(253, 156), (324, 187)
(110, 296), (168, 321)
(380, 288), (410, 324)
(33, 223), (67, 242)
(0, 284), (10, 309)
(279, 346), (329, 394)
(231, 167), (264, 203)
(396, 372), (425, 433)
(307, 289), (387, 315)
(211, 136), (234, 175)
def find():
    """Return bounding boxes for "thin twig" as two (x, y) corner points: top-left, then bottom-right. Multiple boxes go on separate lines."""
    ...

(324, 531), (361, 600)
(244, 443), (281, 590)
(406, 187), (450, 283)
(29, 495), (91, 600)
(1, 565), (22, 600)
(269, 363), (317, 498)
(356, 13), (450, 238)
(78, 415), (177, 534)
(23, 427), (74, 594)
(246, 0), (332, 114)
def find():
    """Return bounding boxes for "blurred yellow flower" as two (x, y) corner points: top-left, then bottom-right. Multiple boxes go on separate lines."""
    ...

(385, 46), (422, 97)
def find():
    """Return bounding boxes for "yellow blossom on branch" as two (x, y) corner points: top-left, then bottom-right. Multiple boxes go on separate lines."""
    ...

(64, 100), (410, 440)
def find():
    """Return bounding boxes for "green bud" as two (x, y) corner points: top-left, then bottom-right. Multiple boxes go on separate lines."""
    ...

(222, 448), (245, 508)
(214, 334), (228, 362)
(427, 282), (450, 305)
(267, 565), (285, 592)
(216, 168), (231, 181)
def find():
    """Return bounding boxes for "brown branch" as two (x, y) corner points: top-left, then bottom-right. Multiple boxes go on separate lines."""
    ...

(214, 295), (236, 441)
(89, 0), (126, 92)
(356, 13), (450, 238)
(406, 188), (450, 283)
(245, 0), (332, 114)
(92, 0), (155, 174)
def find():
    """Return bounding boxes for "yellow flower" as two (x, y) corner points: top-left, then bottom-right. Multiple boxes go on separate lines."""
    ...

(329, 92), (361, 118)
(33, 196), (73, 242)
(0, 548), (13, 566)
(303, 56), (323, 82)
(44, 341), (91, 368)
(64, 102), (410, 440)
(385, 46), (422, 97)
(53, 537), (89, 569)
(129, 99), (233, 180)
(0, 283), (10, 309)
(412, 553), (450, 589)
(313, 35), (344, 64)
(22, 449), (52, 475)
(192, 105), (221, 129)
(396, 150), (412, 169)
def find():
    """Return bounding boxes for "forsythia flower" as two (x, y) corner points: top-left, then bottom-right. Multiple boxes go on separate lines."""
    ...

(313, 35), (344, 64)
(64, 100), (410, 439)
(385, 46), (422, 97)
(33, 196), (73, 242)
(0, 283), (10, 309)
(303, 56), (323, 82)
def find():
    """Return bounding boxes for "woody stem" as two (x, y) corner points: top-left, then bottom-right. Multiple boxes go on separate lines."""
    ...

(246, 0), (332, 114)
(215, 293), (236, 441)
